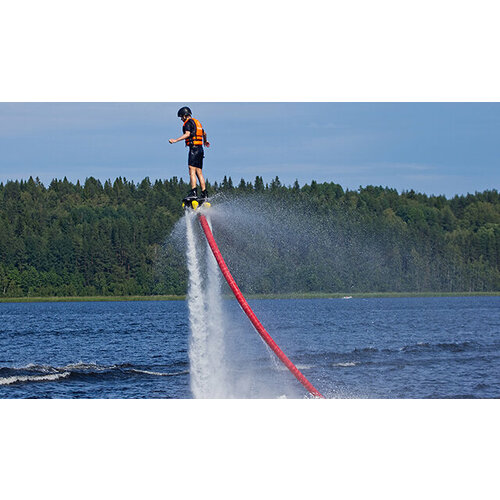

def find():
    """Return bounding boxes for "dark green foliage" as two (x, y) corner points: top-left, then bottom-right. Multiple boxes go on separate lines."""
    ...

(0, 176), (185, 297)
(0, 176), (498, 297)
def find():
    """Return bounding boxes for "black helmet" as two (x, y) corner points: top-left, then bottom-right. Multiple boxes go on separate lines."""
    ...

(177, 106), (192, 118)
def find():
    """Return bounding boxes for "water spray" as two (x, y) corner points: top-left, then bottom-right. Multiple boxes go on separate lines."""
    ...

(197, 213), (324, 399)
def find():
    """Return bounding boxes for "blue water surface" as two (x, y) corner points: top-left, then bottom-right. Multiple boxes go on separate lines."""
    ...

(0, 296), (498, 398)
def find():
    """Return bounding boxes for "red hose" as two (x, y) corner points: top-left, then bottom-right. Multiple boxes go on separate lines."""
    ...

(198, 214), (324, 398)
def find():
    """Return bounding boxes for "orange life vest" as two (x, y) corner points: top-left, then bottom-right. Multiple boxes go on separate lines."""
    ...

(184, 117), (204, 147)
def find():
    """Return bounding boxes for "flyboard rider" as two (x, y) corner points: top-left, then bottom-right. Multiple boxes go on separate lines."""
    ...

(169, 106), (210, 202)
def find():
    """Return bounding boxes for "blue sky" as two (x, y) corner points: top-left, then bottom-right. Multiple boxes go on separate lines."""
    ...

(0, 102), (498, 197)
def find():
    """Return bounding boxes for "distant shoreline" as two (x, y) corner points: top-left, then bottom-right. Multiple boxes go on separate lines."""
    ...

(0, 291), (499, 303)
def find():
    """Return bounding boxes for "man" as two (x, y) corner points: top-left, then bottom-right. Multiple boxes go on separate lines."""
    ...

(169, 106), (210, 201)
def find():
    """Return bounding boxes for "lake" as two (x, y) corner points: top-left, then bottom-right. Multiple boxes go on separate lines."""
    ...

(0, 296), (498, 398)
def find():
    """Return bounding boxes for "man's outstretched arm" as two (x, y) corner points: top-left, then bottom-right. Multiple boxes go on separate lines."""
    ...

(169, 131), (190, 144)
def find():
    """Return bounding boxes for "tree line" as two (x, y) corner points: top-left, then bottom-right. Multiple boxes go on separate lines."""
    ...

(0, 175), (498, 297)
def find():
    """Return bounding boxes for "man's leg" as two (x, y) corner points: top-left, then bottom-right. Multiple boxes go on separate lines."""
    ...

(195, 167), (206, 191)
(188, 166), (198, 189)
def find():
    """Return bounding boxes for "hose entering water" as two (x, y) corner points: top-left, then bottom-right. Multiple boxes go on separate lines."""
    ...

(198, 213), (324, 399)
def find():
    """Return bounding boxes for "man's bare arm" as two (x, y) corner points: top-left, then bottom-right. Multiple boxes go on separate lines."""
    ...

(169, 131), (190, 144)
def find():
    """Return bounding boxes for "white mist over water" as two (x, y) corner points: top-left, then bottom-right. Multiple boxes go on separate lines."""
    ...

(185, 211), (210, 397)
(185, 211), (233, 398)
(203, 217), (232, 397)
(183, 208), (304, 399)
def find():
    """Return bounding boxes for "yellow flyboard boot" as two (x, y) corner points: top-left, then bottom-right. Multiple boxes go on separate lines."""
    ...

(182, 187), (198, 209)
(199, 189), (210, 209)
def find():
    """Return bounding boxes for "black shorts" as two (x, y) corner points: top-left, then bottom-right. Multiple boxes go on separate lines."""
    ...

(188, 145), (204, 169)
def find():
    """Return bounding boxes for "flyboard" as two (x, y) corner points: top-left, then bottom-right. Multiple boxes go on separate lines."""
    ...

(184, 200), (325, 399)
(182, 194), (211, 210)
